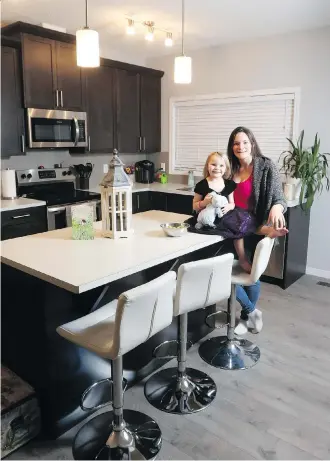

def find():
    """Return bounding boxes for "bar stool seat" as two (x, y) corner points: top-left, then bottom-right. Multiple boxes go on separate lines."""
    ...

(199, 237), (275, 370)
(144, 253), (234, 415)
(57, 271), (176, 460)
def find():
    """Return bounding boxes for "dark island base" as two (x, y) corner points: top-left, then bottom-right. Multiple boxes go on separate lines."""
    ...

(1, 241), (226, 438)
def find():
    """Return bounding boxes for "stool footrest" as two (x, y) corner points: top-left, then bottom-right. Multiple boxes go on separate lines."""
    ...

(81, 377), (128, 412)
(205, 310), (229, 329)
(152, 339), (193, 359)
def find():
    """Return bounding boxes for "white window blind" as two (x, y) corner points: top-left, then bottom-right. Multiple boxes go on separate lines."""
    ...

(170, 89), (298, 175)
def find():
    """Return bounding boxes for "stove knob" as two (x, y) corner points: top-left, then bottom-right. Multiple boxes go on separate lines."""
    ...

(27, 174), (32, 179)
(21, 174), (26, 179)
(62, 171), (67, 176)
(67, 170), (72, 176)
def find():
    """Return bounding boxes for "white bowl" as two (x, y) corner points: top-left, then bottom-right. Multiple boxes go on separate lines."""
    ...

(160, 222), (189, 237)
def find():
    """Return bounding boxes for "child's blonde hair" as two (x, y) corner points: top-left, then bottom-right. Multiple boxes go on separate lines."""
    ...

(203, 152), (231, 179)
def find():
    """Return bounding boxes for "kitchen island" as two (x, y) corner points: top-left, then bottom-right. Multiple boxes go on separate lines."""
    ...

(1, 211), (225, 437)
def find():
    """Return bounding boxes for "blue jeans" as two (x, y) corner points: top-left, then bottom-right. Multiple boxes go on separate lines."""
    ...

(236, 280), (261, 320)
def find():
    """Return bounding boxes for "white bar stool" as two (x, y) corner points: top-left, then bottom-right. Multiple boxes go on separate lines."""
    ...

(144, 253), (234, 414)
(199, 237), (274, 370)
(57, 271), (176, 460)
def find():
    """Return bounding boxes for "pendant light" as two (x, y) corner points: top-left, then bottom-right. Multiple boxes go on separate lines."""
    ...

(174, 0), (191, 84)
(76, 0), (100, 67)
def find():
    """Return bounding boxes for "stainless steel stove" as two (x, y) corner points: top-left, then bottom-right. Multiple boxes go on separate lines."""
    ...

(17, 168), (101, 230)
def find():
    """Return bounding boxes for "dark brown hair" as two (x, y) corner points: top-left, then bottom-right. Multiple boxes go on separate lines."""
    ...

(226, 126), (263, 176)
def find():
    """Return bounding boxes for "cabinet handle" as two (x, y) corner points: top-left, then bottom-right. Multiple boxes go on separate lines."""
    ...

(60, 90), (64, 107)
(88, 136), (91, 152)
(55, 90), (59, 107)
(12, 214), (31, 219)
(137, 194), (140, 210)
(143, 137), (146, 151)
(139, 137), (142, 152)
(21, 134), (25, 153)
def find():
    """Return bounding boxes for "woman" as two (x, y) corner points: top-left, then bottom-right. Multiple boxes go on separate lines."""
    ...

(226, 126), (288, 335)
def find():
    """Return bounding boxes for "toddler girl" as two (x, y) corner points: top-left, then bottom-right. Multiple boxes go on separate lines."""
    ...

(193, 152), (256, 272)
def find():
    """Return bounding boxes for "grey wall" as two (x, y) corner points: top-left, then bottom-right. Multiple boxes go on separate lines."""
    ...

(147, 26), (330, 276)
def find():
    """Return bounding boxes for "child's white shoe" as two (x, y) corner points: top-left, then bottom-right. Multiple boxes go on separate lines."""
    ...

(234, 320), (248, 336)
(248, 309), (263, 333)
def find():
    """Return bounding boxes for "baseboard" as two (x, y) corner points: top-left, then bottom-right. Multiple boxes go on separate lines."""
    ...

(306, 266), (330, 279)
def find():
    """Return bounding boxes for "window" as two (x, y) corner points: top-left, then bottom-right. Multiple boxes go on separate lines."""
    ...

(169, 88), (300, 175)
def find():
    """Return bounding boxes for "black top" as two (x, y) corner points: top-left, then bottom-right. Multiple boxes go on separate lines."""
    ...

(194, 178), (237, 200)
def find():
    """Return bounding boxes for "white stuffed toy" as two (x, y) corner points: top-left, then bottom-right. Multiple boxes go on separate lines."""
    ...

(195, 192), (228, 229)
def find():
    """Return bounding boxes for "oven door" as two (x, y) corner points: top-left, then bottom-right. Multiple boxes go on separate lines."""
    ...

(47, 201), (100, 231)
(27, 108), (87, 148)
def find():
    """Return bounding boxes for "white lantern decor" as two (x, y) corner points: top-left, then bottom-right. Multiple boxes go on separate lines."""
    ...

(100, 149), (133, 239)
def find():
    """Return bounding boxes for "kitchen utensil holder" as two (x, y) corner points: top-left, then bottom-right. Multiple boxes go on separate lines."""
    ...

(78, 177), (90, 190)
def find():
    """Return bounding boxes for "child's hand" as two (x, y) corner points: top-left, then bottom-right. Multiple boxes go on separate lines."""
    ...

(203, 194), (213, 206)
(221, 203), (234, 214)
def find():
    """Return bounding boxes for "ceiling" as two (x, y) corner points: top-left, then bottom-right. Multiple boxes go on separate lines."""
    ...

(2, 0), (330, 63)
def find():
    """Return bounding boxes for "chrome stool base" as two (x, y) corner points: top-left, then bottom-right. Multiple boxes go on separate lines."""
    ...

(199, 336), (260, 370)
(144, 367), (216, 414)
(81, 378), (128, 412)
(73, 409), (161, 460)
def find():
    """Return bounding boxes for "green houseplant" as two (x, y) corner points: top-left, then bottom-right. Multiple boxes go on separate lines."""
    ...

(280, 130), (330, 211)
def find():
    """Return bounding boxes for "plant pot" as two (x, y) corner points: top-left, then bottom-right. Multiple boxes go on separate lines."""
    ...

(286, 177), (302, 199)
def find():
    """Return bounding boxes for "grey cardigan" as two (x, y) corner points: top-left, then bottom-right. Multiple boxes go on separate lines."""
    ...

(252, 156), (287, 226)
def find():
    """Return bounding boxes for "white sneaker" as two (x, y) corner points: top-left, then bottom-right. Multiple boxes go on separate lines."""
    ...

(248, 309), (263, 333)
(234, 320), (248, 336)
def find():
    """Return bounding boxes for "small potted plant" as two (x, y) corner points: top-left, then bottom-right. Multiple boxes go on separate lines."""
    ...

(280, 130), (329, 211)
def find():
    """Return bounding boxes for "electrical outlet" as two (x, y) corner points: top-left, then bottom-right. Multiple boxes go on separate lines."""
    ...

(103, 164), (109, 174)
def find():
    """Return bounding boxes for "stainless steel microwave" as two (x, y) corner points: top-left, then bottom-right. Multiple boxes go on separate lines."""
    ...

(27, 108), (88, 148)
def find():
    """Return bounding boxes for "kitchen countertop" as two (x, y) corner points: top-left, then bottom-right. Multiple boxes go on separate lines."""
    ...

(86, 182), (301, 207)
(0, 197), (46, 212)
(1, 210), (223, 294)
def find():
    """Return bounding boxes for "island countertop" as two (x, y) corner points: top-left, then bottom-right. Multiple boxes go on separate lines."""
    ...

(1, 211), (223, 294)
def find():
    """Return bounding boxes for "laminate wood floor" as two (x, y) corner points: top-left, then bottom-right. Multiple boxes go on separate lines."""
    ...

(5, 275), (330, 460)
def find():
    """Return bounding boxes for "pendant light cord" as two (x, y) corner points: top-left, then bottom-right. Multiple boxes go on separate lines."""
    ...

(181, 0), (185, 56)
(85, 0), (88, 28)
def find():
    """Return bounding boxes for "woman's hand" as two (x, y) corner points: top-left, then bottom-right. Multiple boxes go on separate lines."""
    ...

(221, 203), (235, 215)
(267, 204), (286, 230)
(203, 194), (213, 207)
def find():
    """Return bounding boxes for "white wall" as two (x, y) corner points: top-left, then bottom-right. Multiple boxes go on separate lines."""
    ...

(147, 26), (330, 276)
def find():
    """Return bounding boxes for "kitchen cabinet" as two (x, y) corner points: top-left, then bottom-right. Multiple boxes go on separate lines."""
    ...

(84, 64), (116, 152)
(166, 194), (193, 216)
(116, 69), (162, 154)
(21, 34), (85, 110)
(132, 192), (151, 214)
(1, 45), (25, 158)
(1, 206), (47, 241)
(140, 74), (161, 153)
(150, 192), (168, 211)
(116, 69), (141, 153)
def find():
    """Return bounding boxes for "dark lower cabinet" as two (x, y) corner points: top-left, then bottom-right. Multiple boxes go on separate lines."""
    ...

(1, 206), (47, 241)
(132, 192), (151, 214)
(1, 46), (25, 158)
(150, 192), (168, 211)
(166, 194), (193, 215)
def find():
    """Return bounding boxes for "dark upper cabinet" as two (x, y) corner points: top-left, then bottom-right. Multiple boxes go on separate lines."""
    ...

(116, 69), (140, 153)
(55, 41), (85, 111)
(85, 64), (115, 152)
(116, 69), (162, 154)
(140, 74), (161, 153)
(1, 46), (25, 157)
(21, 33), (85, 111)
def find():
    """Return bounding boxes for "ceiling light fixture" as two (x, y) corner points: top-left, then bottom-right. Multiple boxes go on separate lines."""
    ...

(125, 17), (173, 48)
(174, 0), (191, 84)
(144, 21), (155, 41)
(76, 0), (100, 67)
(126, 18), (135, 35)
(165, 32), (173, 47)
